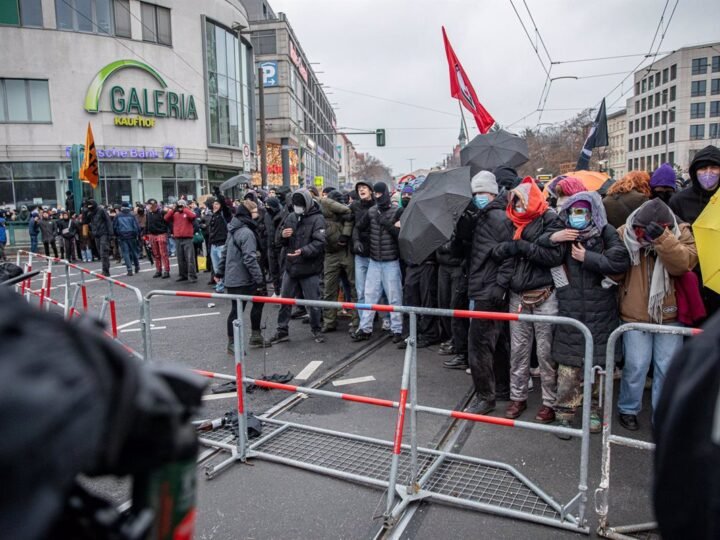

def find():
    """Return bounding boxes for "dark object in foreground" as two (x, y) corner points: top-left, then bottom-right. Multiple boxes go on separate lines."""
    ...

(460, 129), (529, 175)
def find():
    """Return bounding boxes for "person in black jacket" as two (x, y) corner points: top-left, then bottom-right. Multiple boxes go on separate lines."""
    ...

(455, 171), (515, 414)
(543, 191), (630, 436)
(351, 182), (403, 342)
(264, 197), (283, 295)
(270, 189), (327, 344)
(350, 180), (376, 308)
(208, 191), (233, 292)
(84, 199), (113, 276)
(493, 177), (565, 422)
(143, 199), (171, 279)
(670, 144), (720, 317)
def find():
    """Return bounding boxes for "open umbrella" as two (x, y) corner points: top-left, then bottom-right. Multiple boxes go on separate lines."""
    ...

(460, 129), (529, 173)
(399, 167), (471, 264)
(693, 192), (720, 294)
(219, 173), (252, 192)
(543, 170), (611, 198)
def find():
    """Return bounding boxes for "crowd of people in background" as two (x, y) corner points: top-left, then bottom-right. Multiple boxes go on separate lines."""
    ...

(1, 144), (718, 435)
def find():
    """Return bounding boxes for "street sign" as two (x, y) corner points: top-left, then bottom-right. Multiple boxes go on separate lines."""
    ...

(243, 159), (252, 172)
(314, 176), (324, 187)
(242, 144), (251, 158)
(259, 61), (278, 87)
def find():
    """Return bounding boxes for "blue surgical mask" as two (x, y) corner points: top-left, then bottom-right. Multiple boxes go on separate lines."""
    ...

(514, 205), (526, 214)
(568, 215), (589, 230)
(473, 194), (490, 209)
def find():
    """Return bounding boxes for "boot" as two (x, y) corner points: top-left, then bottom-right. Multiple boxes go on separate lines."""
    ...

(227, 339), (234, 354)
(249, 330), (272, 348)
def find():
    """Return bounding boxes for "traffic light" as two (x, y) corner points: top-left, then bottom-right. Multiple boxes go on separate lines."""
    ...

(376, 128), (386, 147)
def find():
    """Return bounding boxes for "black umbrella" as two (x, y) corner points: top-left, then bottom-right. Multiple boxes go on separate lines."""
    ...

(219, 173), (252, 192)
(460, 129), (529, 173)
(399, 167), (471, 265)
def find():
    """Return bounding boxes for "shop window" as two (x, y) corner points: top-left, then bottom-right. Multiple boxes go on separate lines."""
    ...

(0, 78), (51, 123)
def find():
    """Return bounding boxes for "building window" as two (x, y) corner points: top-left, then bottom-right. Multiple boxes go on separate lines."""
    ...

(648, 134), (653, 147)
(691, 80), (706, 97)
(711, 101), (720, 118)
(648, 76), (654, 90)
(712, 79), (720, 95)
(634, 101), (639, 114)
(668, 151), (674, 165)
(655, 72), (661, 87)
(661, 130), (667, 145)
(661, 90), (667, 105)
(628, 159), (633, 171)
(628, 139), (633, 152)
(669, 85), (676, 101)
(690, 124), (705, 140)
(710, 123), (719, 139)
(635, 119), (639, 132)
(55, 0), (114, 34)
(1, 0), (43, 26)
(641, 97), (646, 112)
(670, 64), (677, 80)
(669, 109), (676, 123)
(635, 81), (640, 95)
(692, 57), (708, 75)
(629, 122), (634, 134)
(691, 102), (706, 119)
(113, 0), (130, 37)
(0, 78), (51, 123)
(713, 56), (720, 73)
(140, 2), (171, 45)
(648, 95), (653, 109)
(641, 137), (645, 149)
(654, 111), (660, 125)
(642, 79), (647, 93)
(654, 132), (660, 147)
(662, 67), (669, 84)
(662, 110), (667, 124)
(648, 115), (653, 129)
(252, 29), (276, 55)
(641, 117), (646, 130)
(669, 128), (675, 143)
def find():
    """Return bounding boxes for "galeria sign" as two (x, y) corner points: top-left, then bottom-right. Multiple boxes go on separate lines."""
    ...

(84, 59), (198, 127)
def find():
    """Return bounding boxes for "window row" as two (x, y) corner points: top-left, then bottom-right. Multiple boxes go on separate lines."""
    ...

(629, 109), (676, 134)
(634, 86), (675, 114)
(691, 79), (720, 97)
(627, 152), (675, 174)
(690, 101), (720, 119)
(691, 56), (720, 75)
(636, 64), (677, 95)
(628, 129), (674, 152)
(0, 0), (42, 26)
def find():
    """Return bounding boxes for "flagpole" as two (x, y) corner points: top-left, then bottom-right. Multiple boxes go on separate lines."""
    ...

(457, 100), (470, 140)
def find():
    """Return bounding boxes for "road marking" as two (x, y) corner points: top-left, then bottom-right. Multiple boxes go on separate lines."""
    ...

(294, 361), (323, 381)
(120, 326), (166, 333)
(117, 319), (140, 330)
(332, 375), (376, 387)
(202, 392), (237, 401)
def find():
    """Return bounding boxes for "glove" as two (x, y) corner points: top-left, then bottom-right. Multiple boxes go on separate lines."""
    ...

(488, 285), (507, 306)
(338, 234), (349, 246)
(515, 239), (532, 256)
(494, 241), (518, 260)
(353, 241), (365, 255)
(645, 222), (666, 241)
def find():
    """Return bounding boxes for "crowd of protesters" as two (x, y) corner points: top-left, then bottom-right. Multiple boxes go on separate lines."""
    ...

(2, 144), (718, 436)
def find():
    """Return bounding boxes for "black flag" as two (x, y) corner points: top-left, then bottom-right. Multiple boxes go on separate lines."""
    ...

(576, 98), (608, 171)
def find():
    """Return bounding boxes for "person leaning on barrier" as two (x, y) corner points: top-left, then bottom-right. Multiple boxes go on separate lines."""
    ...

(615, 198), (699, 432)
(215, 200), (270, 353)
(544, 191), (630, 437)
(492, 177), (565, 423)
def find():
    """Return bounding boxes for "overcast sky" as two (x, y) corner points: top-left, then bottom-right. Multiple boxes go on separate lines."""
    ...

(269, 0), (719, 176)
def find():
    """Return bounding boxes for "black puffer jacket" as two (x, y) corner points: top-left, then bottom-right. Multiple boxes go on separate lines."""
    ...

(350, 198), (375, 256)
(457, 196), (514, 302)
(357, 203), (401, 262)
(670, 144), (720, 225)
(544, 225), (630, 367)
(435, 237), (464, 267)
(145, 208), (169, 235)
(280, 190), (326, 278)
(501, 211), (565, 293)
(87, 205), (113, 238)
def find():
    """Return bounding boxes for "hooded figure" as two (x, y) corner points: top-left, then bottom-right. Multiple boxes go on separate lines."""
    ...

(493, 165), (520, 192)
(614, 198), (699, 431)
(670, 145), (720, 224)
(545, 191), (630, 433)
(263, 196), (284, 293)
(649, 163), (677, 205)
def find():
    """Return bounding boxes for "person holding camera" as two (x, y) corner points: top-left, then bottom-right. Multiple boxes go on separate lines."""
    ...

(164, 199), (197, 283)
(215, 200), (271, 352)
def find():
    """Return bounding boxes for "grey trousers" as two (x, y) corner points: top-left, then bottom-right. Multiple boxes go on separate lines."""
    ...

(176, 237), (197, 280)
(508, 291), (558, 407)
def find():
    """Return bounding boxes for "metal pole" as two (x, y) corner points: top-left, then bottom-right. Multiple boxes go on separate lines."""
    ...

(576, 315), (594, 527)
(408, 313), (419, 495)
(63, 264), (71, 319)
(258, 66), (268, 187)
(233, 317), (248, 461)
(142, 298), (152, 361)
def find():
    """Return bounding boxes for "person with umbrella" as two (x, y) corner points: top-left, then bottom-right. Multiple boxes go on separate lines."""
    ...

(492, 177), (565, 422)
(454, 171), (515, 414)
(350, 182), (404, 342)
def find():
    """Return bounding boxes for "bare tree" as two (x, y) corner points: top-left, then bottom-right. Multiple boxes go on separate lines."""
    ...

(352, 153), (393, 183)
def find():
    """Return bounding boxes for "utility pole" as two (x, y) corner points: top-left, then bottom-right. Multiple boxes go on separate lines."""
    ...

(257, 67), (268, 186)
(407, 158), (415, 171)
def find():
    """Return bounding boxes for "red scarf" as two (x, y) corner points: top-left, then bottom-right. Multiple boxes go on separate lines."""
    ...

(506, 177), (549, 240)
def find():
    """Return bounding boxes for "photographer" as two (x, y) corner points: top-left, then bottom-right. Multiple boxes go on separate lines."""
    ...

(164, 199), (197, 283)
(215, 200), (270, 352)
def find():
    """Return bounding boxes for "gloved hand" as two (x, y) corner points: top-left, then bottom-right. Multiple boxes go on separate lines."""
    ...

(338, 234), (349, 246)
(515, 239), (532, 256)
(645, 222), (666, 241)
(353, 241), (365, 255)
(488, 285), (507, 306)
(493, 241), (518, 260)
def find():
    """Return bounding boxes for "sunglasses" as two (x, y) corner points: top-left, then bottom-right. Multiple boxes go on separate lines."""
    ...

(568, 207), (590, 216)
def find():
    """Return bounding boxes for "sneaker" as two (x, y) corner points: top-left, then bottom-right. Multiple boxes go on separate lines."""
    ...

(153, 271), (162, 278)
(301, 314), (310, 324)
(269, 332), (289, 344)
(176, 276), (188, 282)
(126, 270), (134, 276)
(350, 330), (371, 342)
(465, 398), (495, 415)
(443, 355), (469, 370)
(312, 331), (325, 343)
(535, 405), (555, 424)
(590, 411), (602, 433)
(555, 419), (573, 440)
(248, 332), (272, 348)
(528, 378), (535, 392)
(505, 400), (527, 419)
(381, 319), (391, 332)
(438, 342), (457, 356)
(392, 333), (404, 344)
(162, 272), (170, 279)
(618, 413), (639, 431)
(465, 368), (471, 375)
(529, 367), (540, 377)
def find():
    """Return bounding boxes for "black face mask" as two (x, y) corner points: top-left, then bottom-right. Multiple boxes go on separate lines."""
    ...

(651, 189), (673, 204)
(401, 197), (412, 207)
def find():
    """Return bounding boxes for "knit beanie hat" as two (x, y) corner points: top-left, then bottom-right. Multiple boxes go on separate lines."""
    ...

(470, 170), (498, 195)
(650, 163), (677, 189)
(556, 176), (587, 197)
(634, 198), (674, 228)
(373, 182), (388, 195)
(401, 184), (414, 195)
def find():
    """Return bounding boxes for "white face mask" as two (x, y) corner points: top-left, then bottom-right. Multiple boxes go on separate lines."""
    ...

(293, 205), (305, 215)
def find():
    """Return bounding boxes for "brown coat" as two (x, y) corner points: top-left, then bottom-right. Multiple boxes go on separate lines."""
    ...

(603, 191), (648, 229)
(616, 223), (698, 324)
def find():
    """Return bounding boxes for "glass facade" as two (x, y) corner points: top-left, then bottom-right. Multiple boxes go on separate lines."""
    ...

(205, 19), (254, 148)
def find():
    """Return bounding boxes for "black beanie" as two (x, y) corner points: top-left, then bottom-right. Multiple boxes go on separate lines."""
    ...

(373, 182), (388, 195)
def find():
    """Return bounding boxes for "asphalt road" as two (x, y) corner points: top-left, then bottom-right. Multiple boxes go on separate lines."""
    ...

(21, 253), (659, 539)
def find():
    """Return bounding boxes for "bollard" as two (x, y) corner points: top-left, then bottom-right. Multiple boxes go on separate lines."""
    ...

(109, 299), (118, 338)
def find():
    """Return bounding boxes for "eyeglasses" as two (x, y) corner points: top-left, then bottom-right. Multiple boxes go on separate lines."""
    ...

(567, 207), (590, 217)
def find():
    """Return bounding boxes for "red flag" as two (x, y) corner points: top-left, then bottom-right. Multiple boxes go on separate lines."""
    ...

(442, 27), (495, 134)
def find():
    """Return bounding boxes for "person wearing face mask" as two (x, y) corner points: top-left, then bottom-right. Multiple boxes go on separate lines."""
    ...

(670, 144), (720, 316)
(615, 199), (698, 431)
(649, 163), (677, 206)
(270, 189), (327, 344)
(545, 192), (630, 436)
(453, 170), (514, 413)
(492, 177), (565, 422)
(400, 184), (414, 207)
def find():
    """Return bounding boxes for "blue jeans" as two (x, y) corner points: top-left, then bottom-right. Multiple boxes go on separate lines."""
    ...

(210, 244), (225, 292)
(618, 324), (683, 416)
(119, 238), (139, 271)
(354, 255), (370, 304)
(30, 235), (38, 254)
(358, 259), (403, 334)
(168, 236), (176, 257)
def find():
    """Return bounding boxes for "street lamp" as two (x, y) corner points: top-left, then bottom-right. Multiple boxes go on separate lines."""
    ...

(407, 158), (415, 171)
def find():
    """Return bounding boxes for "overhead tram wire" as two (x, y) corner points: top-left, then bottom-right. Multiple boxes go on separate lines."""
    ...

(508, 0), (550, 76)
(331, 87), (461, 118)
(522, 0), (553, 65)
(552, 50), (674, 65)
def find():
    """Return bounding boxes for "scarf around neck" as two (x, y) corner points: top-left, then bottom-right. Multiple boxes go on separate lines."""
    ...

(506, 177), (549, 240)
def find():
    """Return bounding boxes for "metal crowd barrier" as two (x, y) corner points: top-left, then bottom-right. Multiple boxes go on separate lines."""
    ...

(15, 250), (146, 358)
(145, 289), (595, 534)
(595, 322), (702, 539)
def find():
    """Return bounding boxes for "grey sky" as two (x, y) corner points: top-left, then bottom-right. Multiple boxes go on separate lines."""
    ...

(269, 0), (720, 175)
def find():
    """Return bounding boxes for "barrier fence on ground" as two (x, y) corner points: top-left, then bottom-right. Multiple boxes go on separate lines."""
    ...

(14, 250), (146, 358)
(595, 322), (701, 540)
(145, 289), (596, 534)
